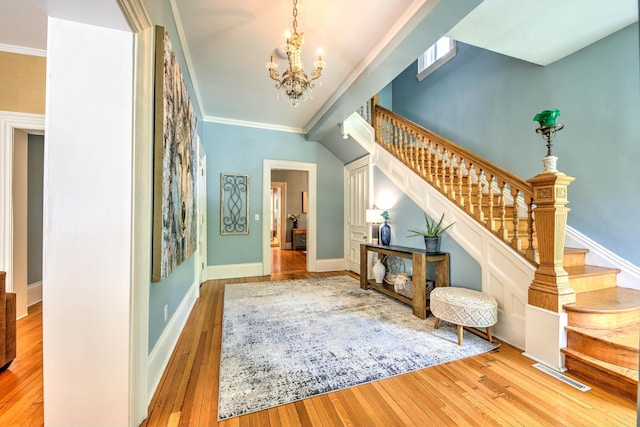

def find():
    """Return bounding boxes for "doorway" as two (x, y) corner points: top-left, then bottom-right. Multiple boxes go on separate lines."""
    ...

(262, 160), (317, 275)
(270, 182), (287, 249)
(0, 112), (45, 318)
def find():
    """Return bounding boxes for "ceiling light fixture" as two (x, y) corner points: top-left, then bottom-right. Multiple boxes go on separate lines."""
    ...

(266, 0), (325, 107)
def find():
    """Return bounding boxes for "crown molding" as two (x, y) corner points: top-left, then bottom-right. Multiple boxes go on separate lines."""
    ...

(0, 44), (46, 57)
(203, 115), (306, 134)
(117, 0), (152, 33)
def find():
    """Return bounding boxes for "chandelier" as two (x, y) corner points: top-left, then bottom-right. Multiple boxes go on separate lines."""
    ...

(266, 0), (326, 107)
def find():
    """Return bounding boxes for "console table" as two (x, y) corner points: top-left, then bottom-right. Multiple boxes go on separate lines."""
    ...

(360, 244), (450, 319)
(292, 228), (307, 250)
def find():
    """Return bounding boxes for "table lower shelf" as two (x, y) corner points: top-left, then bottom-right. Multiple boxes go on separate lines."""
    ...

(367, 280), (432, 312)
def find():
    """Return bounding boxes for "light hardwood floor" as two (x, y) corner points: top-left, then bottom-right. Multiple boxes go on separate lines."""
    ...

(2, 266), (636, 426)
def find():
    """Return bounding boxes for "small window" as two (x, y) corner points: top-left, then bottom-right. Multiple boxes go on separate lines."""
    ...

(417, 36), (457, 81)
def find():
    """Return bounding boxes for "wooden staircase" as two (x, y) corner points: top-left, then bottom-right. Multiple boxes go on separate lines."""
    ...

(359, 101), (638, 400)
(561, 248), (639, 402)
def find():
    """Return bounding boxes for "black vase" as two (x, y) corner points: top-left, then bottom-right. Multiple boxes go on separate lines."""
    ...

(380, 221), (391, 245)
(293, 220), (299, 229)
(424, 236), (439, 253)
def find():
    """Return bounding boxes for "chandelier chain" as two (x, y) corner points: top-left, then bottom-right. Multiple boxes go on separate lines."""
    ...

(292, 0), (298, 34)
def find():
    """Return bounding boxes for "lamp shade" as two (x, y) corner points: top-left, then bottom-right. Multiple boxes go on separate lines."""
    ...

(365, 209), (384, 223)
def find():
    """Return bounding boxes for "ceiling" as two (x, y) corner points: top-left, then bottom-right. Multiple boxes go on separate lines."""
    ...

(1, 0), (637, 134)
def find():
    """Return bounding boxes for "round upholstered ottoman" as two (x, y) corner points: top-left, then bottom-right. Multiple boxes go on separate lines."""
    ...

(430, 287), (498, 345)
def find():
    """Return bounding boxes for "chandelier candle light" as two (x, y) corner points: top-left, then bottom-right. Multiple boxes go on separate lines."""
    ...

(266, 0), (326, 106)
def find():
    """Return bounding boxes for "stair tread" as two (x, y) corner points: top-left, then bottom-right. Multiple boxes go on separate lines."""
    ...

(564, 247), (589, 255)
(565, 264), (621, 277)
(565, 287), (640, 312)
(566, 324), (639, 351)
(562, 347), (639, 382)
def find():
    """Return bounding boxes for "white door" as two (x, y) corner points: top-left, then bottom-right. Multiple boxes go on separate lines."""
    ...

(345, 157), (369, 273)
(198, 155), (207, 284)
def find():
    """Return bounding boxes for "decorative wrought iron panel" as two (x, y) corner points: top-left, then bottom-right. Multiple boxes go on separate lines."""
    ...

(220, 173), (249, 235)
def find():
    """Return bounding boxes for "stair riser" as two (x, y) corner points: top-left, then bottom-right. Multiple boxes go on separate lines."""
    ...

(563, 252), (586, 268)
(563, 352), (637, 402)
(567, 309), (640, 330)
(566, 330), (639, 370)
(569, 273), (618, 293)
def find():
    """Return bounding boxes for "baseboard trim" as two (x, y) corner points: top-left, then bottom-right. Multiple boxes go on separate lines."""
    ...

(27, 281), (42, 306)
(315, 258), (346, 272)
(147, 277), (199, 405)
(565, 226), (640, 290)
(206, 263), (264, 280)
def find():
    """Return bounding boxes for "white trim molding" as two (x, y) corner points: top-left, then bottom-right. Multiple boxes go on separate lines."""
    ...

(566, 226), (640, 290)
(204, 115), (306, 135)
(147, 277), (199, 405)
(0, 44), (47, 57)
(315, 258), (347, 272)
(28, 281), (43, 308)
(205, 263), (263, 280)
(0, 111), (46, 294)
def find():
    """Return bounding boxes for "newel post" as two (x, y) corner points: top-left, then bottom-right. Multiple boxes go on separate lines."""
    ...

(527, 109), (575, 312)
(527, 171), (575, 312)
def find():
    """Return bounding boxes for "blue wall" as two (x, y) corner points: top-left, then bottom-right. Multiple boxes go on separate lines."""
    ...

(392, 24), (640, 266)
(144, 0), (201, 351)
(27, 134), (44, 285)
(203, 123), (345, 265)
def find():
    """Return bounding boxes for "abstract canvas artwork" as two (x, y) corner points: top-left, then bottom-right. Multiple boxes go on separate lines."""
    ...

(152, 26), (198, 282)
(220, 173), (249, 235)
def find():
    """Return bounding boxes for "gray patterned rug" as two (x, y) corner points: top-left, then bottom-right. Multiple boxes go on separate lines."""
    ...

(218, 275), (498, 420)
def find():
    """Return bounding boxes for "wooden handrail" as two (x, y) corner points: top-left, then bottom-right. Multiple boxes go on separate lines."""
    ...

(370, 104), (537, 264)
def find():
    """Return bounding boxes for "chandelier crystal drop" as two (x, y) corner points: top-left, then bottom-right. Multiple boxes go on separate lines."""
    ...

(266, 0), (325, 107)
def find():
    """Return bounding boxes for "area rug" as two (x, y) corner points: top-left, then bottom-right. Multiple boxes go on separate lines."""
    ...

(218, 276), (499, 420)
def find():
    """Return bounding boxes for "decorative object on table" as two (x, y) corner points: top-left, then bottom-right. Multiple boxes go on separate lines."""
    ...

(407, 212), (455, 253)
(372, 257), (386, 284)
(365, 208), (385, 244)
(426, 280), (436, 294)
(383, 255), (405, 285)
(393, 272), (413, 298)
(265, 0), (326, 107)
(219, 276), (499, 420)
(288, 213), (300, 228)
(220, 173), (250, 235)
(533, 109), (564, 173)
(379, 210), (391, 245)
(152, 25), (199, 282)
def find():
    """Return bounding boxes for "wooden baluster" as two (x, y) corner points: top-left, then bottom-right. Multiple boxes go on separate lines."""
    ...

(476, 169), (484, 222)
(511, 188), (522, 252)
(487, 174), (495, 231)
(497, 181), (508, 240)
(433, 145), (440, 188)
(448, 153), (456, 200)
(410, 130), (417, 170)
(426, 139), (433, 183)
(440, 149), (447, 194)
(457, 158), (465, 206)
(393, 120), (399, 157)
(418, 135), (426, 178)
(467, 163), (475, 216)
(526, 197), (535, 262)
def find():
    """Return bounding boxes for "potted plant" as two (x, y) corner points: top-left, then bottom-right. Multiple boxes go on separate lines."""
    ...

(407, 213), (455, 253)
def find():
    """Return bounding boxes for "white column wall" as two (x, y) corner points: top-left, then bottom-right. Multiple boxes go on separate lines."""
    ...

(43, 18), (135, 426)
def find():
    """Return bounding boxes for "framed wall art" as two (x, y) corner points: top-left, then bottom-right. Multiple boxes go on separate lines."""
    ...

(221, 173), (249, 235)
(152, 25), (199, 282)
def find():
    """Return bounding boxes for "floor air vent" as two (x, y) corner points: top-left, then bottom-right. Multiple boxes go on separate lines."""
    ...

(532, 363), (591, 392)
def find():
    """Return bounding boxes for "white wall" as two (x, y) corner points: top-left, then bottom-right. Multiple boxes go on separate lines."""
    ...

(43, 18), (135, 426)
